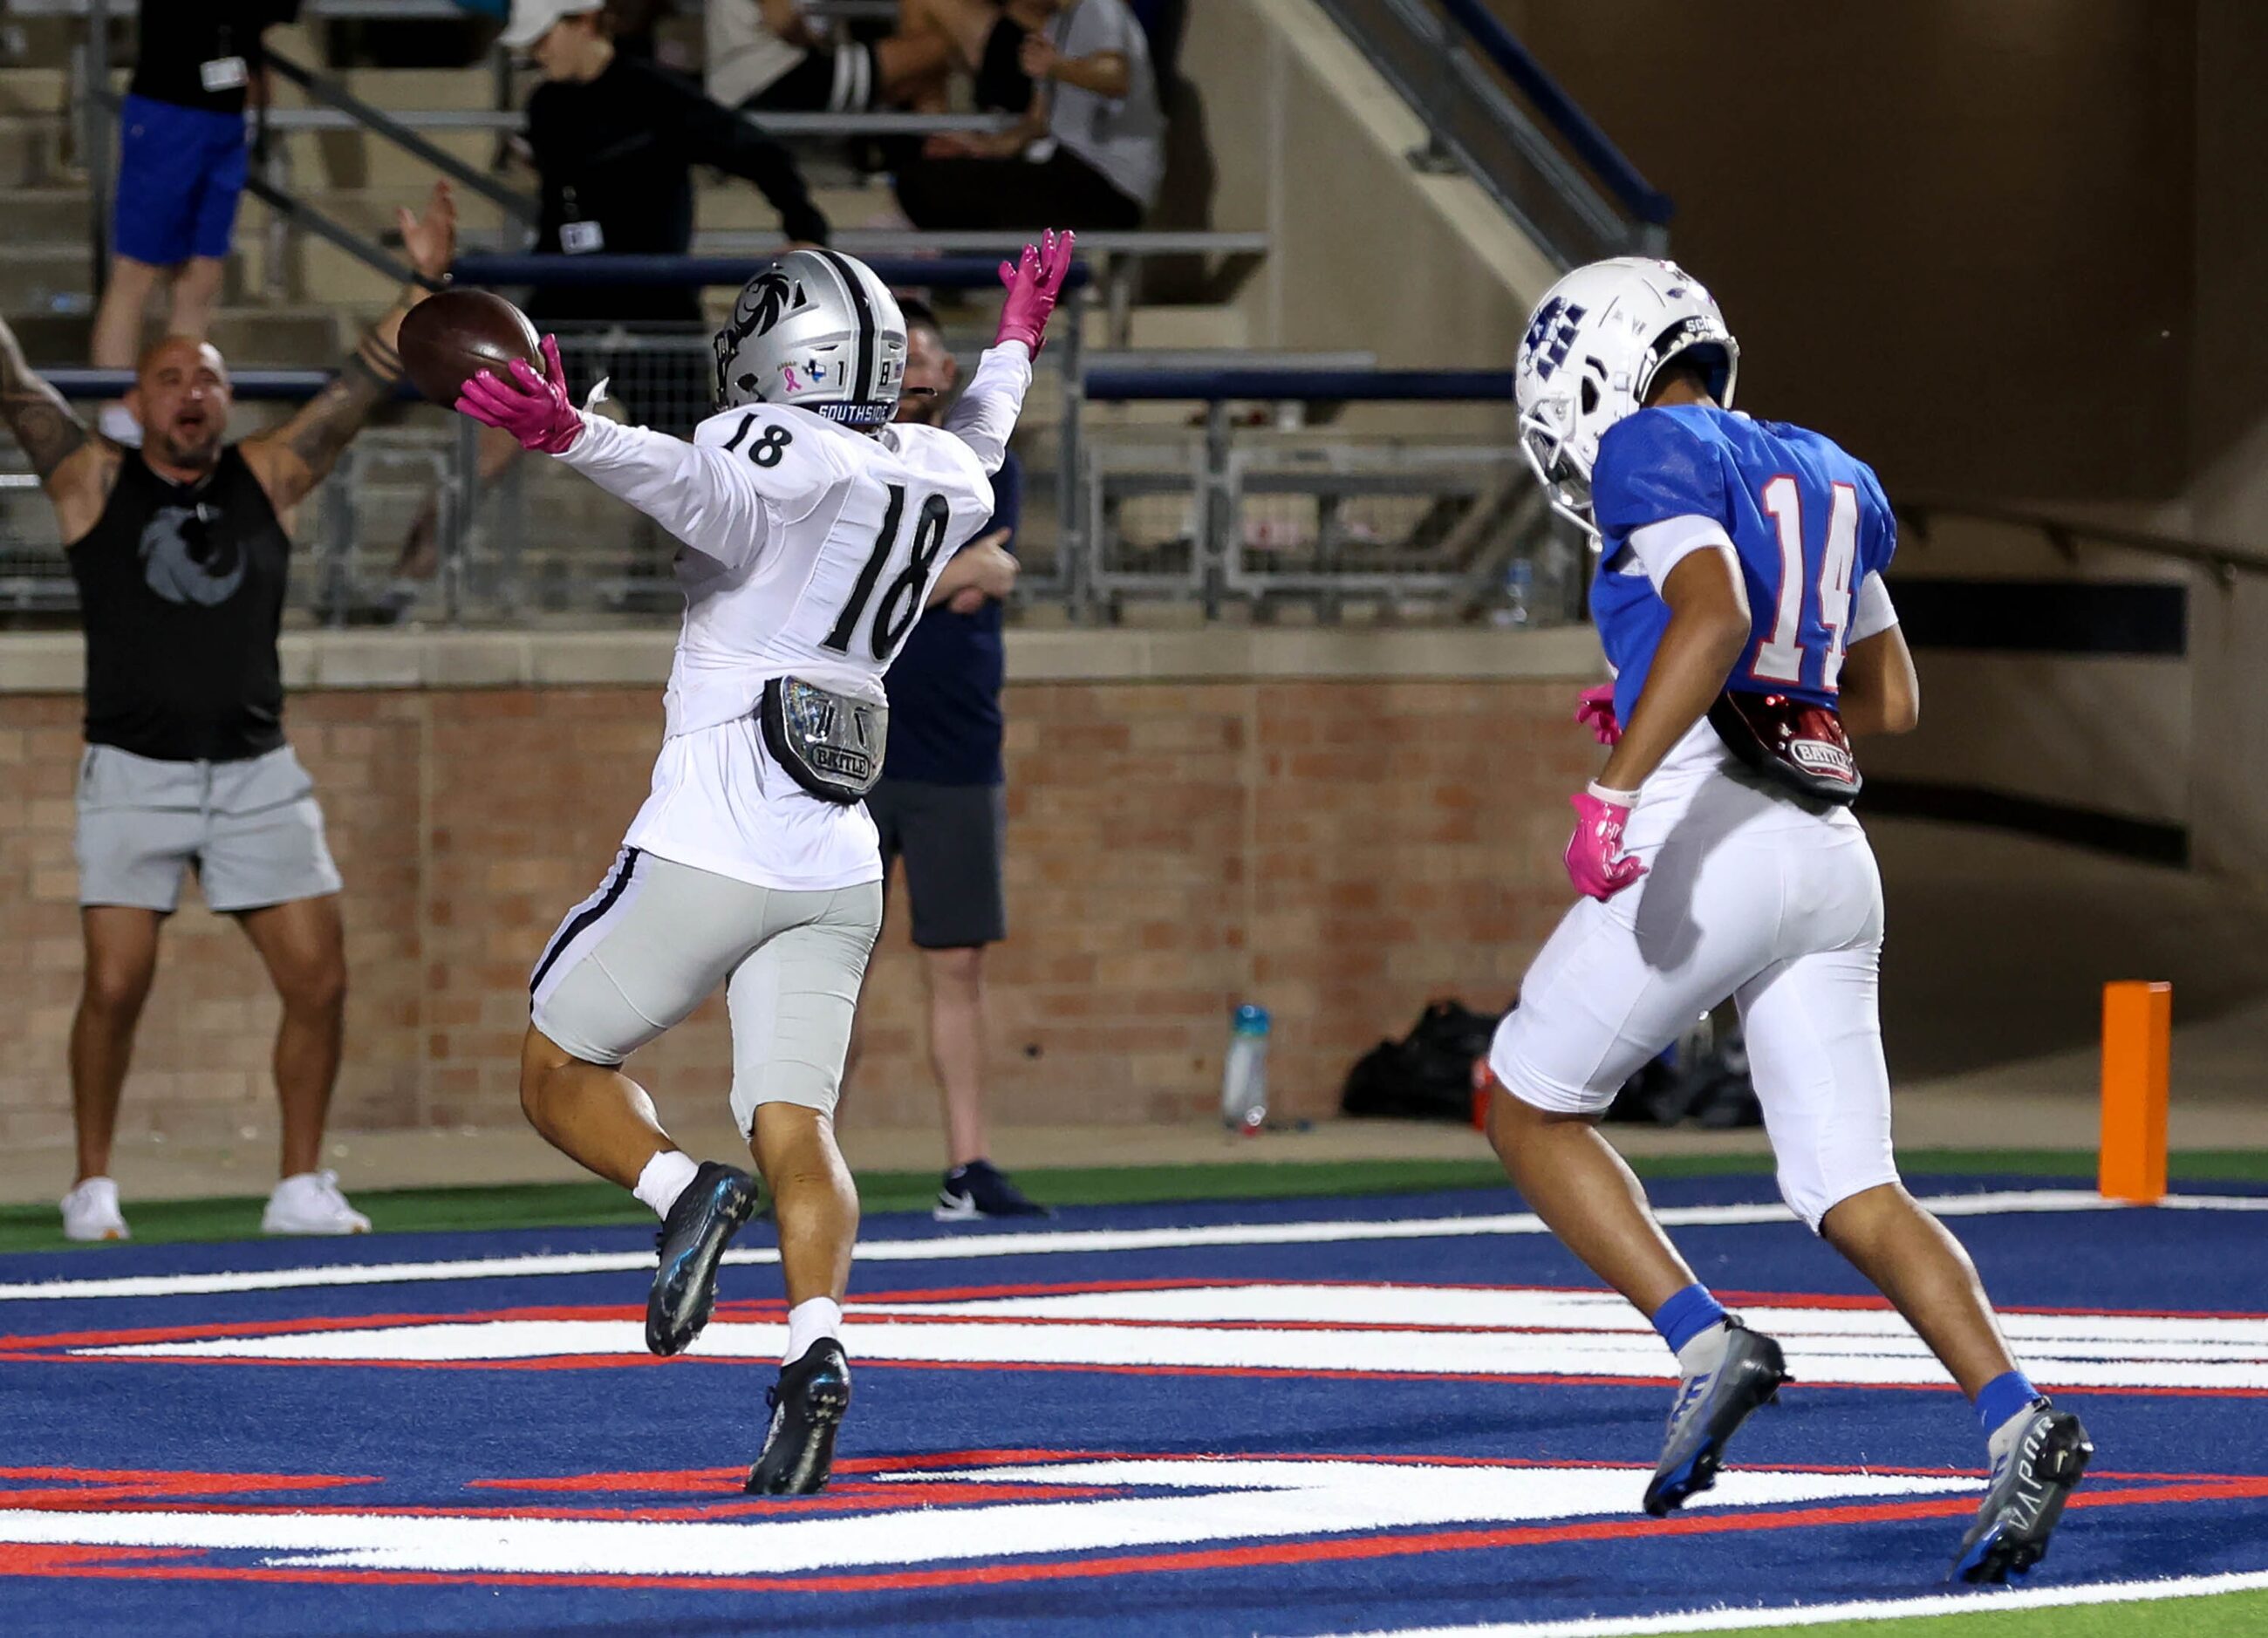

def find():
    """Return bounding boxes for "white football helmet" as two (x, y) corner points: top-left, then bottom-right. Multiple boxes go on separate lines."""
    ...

(714, 248), (907, 429)
(1513, 256), (1739, 536)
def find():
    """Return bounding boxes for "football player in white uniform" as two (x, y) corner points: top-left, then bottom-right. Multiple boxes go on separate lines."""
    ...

(454, 234), (1074, 1493)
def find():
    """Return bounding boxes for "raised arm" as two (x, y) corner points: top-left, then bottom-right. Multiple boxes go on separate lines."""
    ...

(942, 345), (1035, 474)
(241, 181), (458, 512)
(456, 339), (837, 571)
(946, 231), (1074, 473)
(680, 89), (830, 246)
(0, 315), (119, 543)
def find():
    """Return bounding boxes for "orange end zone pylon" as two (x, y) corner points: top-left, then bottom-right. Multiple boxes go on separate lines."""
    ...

(2099, 980), (2171, 1205)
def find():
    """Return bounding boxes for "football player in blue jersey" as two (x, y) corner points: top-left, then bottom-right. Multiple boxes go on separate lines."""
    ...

(1485, 257), (2091, 1582)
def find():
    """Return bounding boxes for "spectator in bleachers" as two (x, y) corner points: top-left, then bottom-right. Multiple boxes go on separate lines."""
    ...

(393, 0), (832, 590)
(895, 0), (1164, 231)
(845, 299), (1042, 1219)
(90, 2), (302, 447)
(704, 0), (1003, 119)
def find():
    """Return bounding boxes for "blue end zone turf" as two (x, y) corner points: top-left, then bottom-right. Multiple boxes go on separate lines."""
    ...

(3, 1175), (2265, 1635)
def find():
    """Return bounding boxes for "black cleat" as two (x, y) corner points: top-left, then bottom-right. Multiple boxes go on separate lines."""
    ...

(1950, 1402), (2093, 1583)
(934, 1158), (1052, 1221)
(646, 1161), (760, 1357)
(1643, 1318), (1791, 1516)
(746, 1338), (851, 1495)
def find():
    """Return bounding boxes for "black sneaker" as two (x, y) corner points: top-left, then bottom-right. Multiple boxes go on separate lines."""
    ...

(1643, 1318), (1791, 1516)
(934, 1159), (1052, 1222)
(1950, 1401), (2093, 1583)
(745, 1338), (851, 1495)
(646, 1161), (760, 1357)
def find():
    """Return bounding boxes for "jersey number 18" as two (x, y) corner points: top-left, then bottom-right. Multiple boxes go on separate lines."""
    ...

(821, 483), (953, 663)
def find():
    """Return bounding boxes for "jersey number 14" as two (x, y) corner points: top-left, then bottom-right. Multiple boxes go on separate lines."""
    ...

(1754, 476), (1858, 692)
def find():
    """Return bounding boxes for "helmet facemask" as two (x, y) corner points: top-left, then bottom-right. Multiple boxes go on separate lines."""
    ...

(1513, 258), (1741, 541)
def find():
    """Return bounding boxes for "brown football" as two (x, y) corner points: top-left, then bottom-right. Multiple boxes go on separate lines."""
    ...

(399, 288), (543, 406)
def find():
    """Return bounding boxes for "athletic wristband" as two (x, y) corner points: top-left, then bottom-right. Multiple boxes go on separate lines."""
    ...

(1587, 781), (1641, 808)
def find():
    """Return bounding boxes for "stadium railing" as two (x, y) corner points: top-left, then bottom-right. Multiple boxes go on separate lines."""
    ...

(1075, 365), (1568, 621)
(693, 230), (1273, 350)
(1306, 0), (1670, 266)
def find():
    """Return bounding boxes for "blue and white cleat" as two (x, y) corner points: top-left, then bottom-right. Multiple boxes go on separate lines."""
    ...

(1950, 1400), (2093, 1583)
(646, 1161), (761, 1357)
(1643, 1317), (1791, 1516)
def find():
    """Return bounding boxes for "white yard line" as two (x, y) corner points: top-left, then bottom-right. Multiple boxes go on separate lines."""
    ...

(1323, 1567), (2268, 1637)
(0, 1190), (2251, 1305)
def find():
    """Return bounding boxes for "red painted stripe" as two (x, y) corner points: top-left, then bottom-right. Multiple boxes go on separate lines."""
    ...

(0, 1476), (2258, 1595)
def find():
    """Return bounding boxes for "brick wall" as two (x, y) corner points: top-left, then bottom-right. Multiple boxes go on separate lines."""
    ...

(0, 672), (1586, 1150)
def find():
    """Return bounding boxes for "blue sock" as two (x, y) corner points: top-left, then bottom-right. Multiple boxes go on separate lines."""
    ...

(1975, 1369), (2041, 1437)
(1651, 1283), (1729, 1355)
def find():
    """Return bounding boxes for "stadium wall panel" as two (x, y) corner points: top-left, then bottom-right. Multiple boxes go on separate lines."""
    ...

(0, 631), (1595, 1150)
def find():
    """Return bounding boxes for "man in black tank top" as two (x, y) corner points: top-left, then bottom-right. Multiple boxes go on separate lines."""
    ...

(0, 181), (457, 1244)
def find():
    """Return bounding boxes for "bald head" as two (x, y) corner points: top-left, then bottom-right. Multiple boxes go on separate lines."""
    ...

(127, 334), (232, 474)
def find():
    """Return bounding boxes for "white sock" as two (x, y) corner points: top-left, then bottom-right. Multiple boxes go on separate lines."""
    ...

(632, 1150), (701, 1219)
(1674, 1319), (1732, 1380)
(784, 1296), (842, 1365)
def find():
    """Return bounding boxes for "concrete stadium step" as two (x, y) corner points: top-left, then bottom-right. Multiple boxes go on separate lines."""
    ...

(0, 113), (72, 188)
(0, 66), (68, 115)
(0, 186), (96, 242)
(0, 243), (92, 316)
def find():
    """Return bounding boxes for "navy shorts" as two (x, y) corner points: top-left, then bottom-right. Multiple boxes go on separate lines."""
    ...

(113, 93), (249, 266)
(866, 778), (1008, 950)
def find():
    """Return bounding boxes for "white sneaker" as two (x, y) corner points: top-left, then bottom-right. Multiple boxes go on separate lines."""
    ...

(262, 1170), (371, 1235)
(60, 1177), (131, 1242)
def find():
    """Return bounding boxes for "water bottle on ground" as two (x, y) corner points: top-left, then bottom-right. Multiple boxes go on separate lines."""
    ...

(1491, 558), (1534, 628)
(1221, 1004), (1271, 1134)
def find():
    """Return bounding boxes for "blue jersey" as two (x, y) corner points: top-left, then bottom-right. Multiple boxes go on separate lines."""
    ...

(1588, 405), (1896, 729)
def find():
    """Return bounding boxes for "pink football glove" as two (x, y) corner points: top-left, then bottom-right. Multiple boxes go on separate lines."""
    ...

(1575, 683), (1622, 747)
(994, 228), (1076, 355)
(455, 333), (582, 454)
(1565, 785), (1646, 901)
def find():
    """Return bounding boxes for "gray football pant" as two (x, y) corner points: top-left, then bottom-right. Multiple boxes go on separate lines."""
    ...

(529, 848), (882, 1134)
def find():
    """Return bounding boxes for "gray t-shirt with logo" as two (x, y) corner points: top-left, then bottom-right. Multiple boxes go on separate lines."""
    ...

(1045, 0), (1165, 209)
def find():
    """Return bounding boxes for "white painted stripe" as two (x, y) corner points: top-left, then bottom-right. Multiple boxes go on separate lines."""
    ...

(1322, 1568), (2268, 1637)
(0, 1191), (2251, 1305)
(0, 1463), (1968, 1580)
(82, 1294), (2268, 1389)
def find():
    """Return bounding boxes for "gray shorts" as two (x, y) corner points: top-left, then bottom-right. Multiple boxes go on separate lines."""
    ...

(75, 742), (342, 914)
(529, 848), (883, 1133)
(865, 778), (1008, 949)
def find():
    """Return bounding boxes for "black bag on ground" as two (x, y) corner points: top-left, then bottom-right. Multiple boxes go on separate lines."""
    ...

(1341, 1000), (1502, 1122)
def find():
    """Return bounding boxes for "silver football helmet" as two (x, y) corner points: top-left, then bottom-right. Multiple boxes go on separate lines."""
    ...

(714, 249), (908, 429)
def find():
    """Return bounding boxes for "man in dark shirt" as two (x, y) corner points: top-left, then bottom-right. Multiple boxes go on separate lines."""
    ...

(393, 0), (831, 587)
(847, 300), (1042, 1221)
(90, 2), (303, 446)
(0, 184), (458, 1243)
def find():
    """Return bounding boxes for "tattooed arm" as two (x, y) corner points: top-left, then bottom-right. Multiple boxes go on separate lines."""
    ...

(243, 181), (458, 514)
(0, 315), (120, 545)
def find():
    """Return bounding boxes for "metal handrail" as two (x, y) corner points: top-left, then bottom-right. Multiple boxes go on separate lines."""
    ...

(253, 107), (1017, 137)
(1084, 368), (1513, 402)
(693, 229), (1269, 258)
(1434, 0), (1671, 227)
(263, 50), (536, 223)
(449, 253), (1093, 290)
(1895, 498), (2268, 584)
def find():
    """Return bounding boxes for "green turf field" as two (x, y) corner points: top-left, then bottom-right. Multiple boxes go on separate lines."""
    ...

(2, 1146), (2260, 1253)
(1708, 1585), (2268, 1635)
